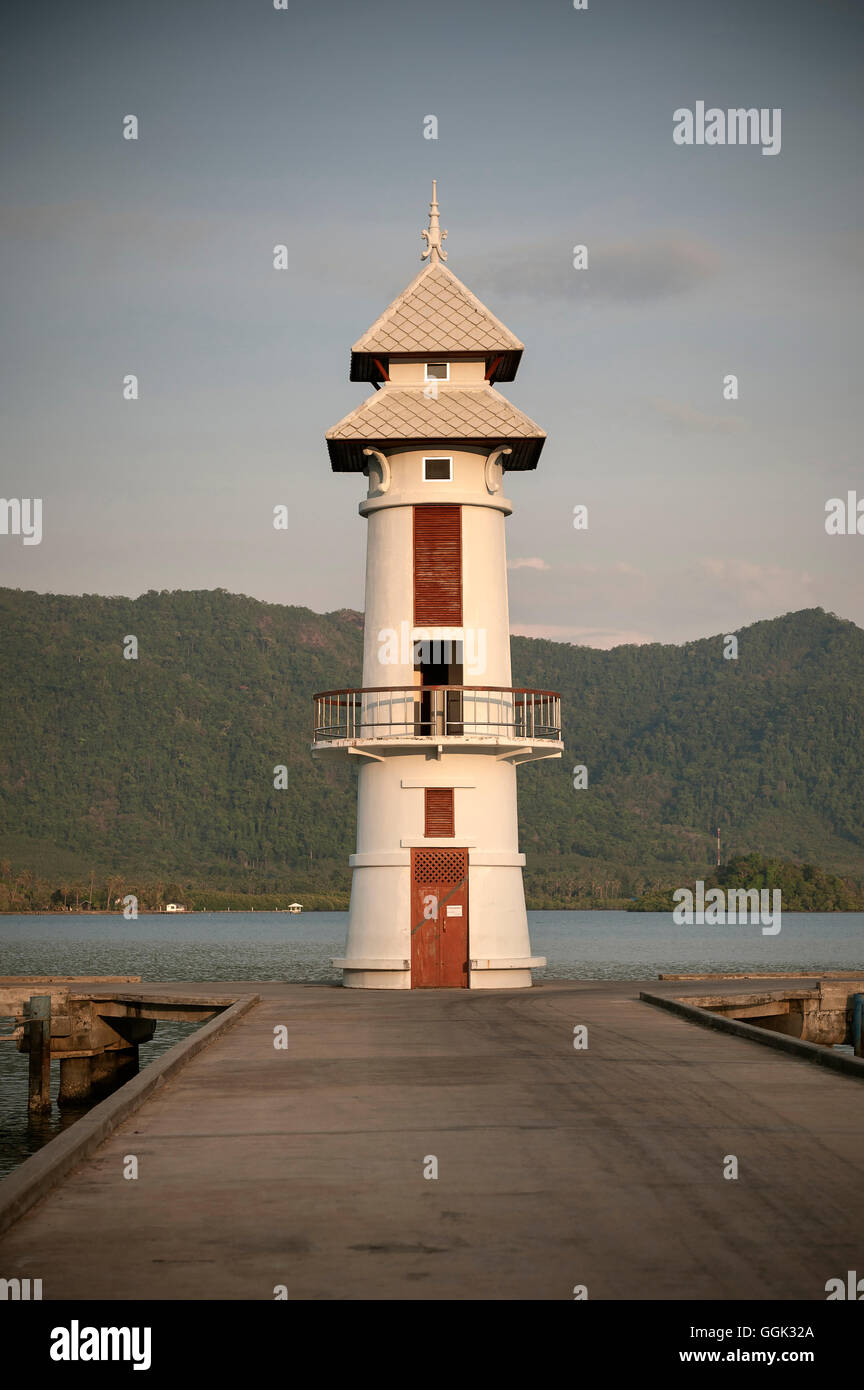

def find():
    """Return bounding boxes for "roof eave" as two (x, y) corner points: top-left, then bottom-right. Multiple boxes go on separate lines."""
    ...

(349, 347), (523, 383)
(327, 435), (545, 473)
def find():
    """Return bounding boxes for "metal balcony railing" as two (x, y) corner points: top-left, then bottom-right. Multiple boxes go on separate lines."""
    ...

(312, 685), (562, 743)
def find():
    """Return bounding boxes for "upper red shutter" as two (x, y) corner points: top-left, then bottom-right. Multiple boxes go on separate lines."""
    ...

(413, 505), (462, 625)
(424, 788), (455, 838)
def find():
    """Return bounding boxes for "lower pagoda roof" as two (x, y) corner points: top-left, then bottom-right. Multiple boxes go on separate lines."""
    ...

(326, 384), (546, 472)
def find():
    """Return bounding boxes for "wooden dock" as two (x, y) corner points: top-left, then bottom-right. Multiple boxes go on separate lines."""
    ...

(1, 977), (863, 1300)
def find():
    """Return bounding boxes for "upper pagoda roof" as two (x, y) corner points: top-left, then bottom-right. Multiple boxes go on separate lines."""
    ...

(350, 260), (524, 384)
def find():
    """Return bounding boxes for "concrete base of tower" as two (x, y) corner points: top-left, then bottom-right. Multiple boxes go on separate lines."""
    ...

(332, 962), (411, 990)
(335, 852), (546, 987)
(470, 969), (534, 990)
(331, 964), (544, 989)
(331, 964), (543, 989)
(468, 957), (546, 990)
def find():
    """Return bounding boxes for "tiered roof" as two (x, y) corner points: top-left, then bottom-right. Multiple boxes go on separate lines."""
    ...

(327, 384), (544, 473)
(327, 183), (545, 473)
(350, 261), (523, 383)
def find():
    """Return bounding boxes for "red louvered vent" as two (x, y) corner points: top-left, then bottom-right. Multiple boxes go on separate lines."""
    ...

(413, 505), (462, 625)
(424, 788), (455, 838)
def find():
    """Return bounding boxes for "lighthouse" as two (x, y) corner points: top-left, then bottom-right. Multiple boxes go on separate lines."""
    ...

(315, 185), (562, 989)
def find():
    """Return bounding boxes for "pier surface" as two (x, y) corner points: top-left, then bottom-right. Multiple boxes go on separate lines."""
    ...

(1, 977), (862, 1300)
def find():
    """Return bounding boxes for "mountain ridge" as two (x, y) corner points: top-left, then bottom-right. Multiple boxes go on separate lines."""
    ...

(1, 588), (862, 905)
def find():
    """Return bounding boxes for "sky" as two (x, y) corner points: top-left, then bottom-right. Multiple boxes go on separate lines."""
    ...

(1, 0), (862, 647)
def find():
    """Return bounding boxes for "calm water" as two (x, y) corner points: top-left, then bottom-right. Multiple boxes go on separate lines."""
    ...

(1, 910), (862, 1178)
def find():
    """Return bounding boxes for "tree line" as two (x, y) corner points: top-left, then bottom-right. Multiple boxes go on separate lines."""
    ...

(1, 588), (862, 909)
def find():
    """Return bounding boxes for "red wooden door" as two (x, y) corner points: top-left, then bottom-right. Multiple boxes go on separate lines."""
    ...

(411, 848), (469, 988)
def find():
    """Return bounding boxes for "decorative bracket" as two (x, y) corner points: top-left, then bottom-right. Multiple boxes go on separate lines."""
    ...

(362, 448), (391, 497)
(484, 446), (511, 494)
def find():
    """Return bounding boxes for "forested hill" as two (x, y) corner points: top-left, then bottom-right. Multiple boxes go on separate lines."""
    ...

(0, 588), (862, 906)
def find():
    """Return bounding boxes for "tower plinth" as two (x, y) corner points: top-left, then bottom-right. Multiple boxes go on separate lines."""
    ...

(316, 186), (561, 989)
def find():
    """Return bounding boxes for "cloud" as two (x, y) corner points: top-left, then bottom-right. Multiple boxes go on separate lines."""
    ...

(692, 558), (815, 612)
(506, 554), (819, 647)
(0, 200), (383, 299)
(508, 557), (550, 571)
(650, 398), (748, 433)
(511, 623), (654, 649)
(462, 236), (723, 305)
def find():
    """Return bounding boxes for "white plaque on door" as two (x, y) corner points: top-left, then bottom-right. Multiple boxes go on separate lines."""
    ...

(446, 905), (463, 917)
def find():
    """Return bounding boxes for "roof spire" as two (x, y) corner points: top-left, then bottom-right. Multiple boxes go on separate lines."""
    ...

(421, 179), (447, 264)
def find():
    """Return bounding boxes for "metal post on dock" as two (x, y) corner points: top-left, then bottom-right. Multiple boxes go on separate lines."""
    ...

(853, 994), (864, 1059)
(26, 994), (52, 1115)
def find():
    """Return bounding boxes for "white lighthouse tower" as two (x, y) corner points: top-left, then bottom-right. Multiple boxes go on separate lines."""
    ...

(315, 185), (562, 989)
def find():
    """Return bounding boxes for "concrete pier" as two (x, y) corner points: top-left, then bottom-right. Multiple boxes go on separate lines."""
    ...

(57, 1047), (141, 1107)
(1, 977), (863, 1300)
(0, 976), (220, 1118)
(57, 1056), (94, 1109)
(93, 1045), (139, 1095)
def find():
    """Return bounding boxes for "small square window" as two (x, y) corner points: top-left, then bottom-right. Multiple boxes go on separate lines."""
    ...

(425, 362), (449, 381)
(423, 457), (452, 482)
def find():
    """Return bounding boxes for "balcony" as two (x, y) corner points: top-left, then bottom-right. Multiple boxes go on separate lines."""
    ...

(312, 685), (562, 753)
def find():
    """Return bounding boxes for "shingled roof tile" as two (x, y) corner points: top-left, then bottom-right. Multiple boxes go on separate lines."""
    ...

(326, 384), (545, 472)
(351, 262), (523, 358)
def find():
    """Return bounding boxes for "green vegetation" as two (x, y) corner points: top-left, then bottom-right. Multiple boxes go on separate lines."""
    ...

(1, 589), (862, 911)
(628, 854), (864, 912)
(0, 864), (348, 914)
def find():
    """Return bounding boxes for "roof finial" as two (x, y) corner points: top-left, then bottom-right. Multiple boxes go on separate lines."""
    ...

(421, 179), (448, 264)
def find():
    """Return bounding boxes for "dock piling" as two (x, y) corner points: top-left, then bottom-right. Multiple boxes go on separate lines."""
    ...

(26, 995), (52, 1115)
(92, 1046), (139, 1097)
(58, 1056), (93, 1108)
